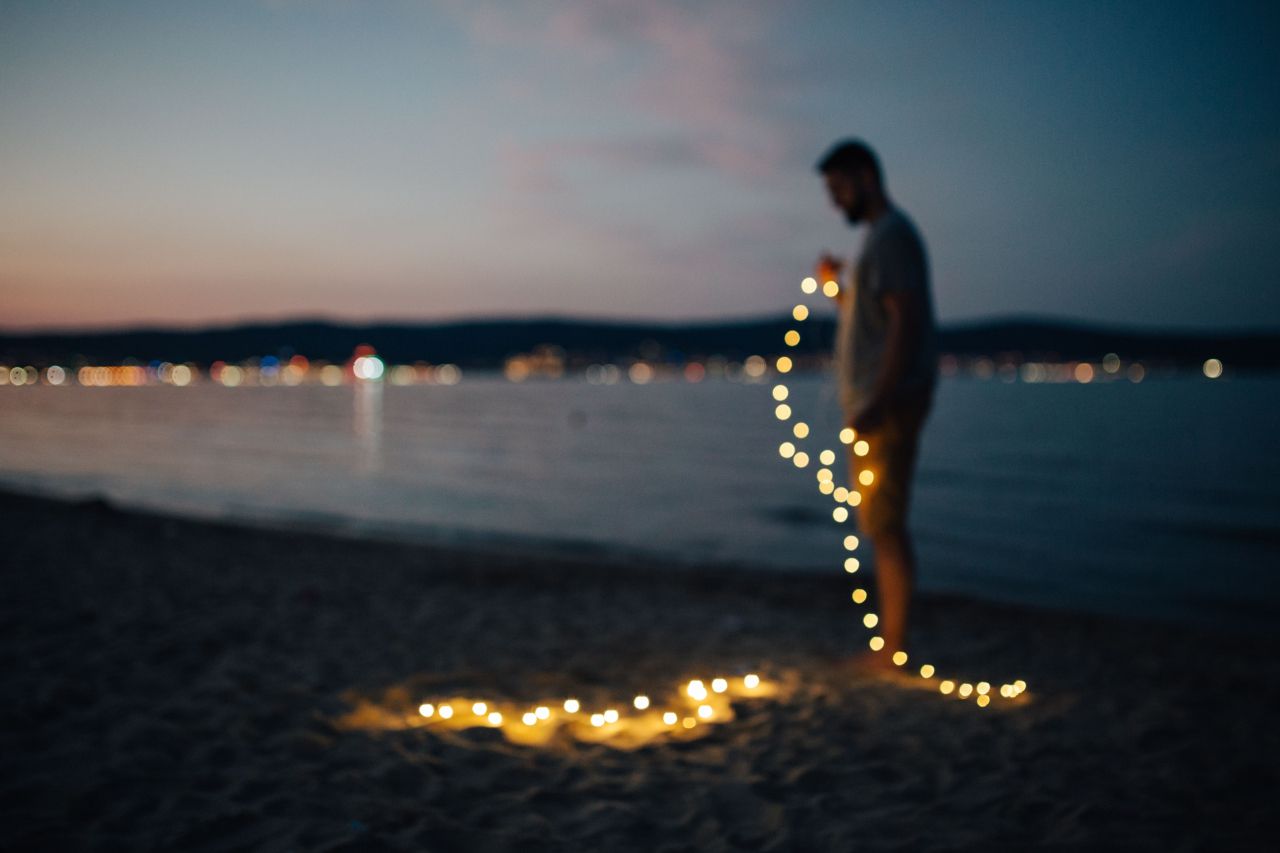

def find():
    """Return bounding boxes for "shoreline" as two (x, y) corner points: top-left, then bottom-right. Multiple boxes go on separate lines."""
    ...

(0, 482), (1255, 638)
(3, 485), (1277, 850)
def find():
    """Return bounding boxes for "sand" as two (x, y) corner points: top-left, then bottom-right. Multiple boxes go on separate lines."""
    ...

(2, 487), (1278, 851)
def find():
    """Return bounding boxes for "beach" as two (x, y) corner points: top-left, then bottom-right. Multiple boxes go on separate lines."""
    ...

(3, 486), (1277, 852)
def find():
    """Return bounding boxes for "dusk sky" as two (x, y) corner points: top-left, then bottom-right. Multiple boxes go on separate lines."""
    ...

(2, 0), (1277, 331)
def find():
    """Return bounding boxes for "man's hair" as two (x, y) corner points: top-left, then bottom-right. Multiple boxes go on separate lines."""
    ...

(815, 139), (882, 183)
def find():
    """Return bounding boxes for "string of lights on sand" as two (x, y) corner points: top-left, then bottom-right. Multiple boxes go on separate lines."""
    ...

(334, 673), (787, 750)
(778, 276), (1027, 709)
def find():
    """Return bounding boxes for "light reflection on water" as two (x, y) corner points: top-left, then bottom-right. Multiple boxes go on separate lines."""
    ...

(0, 375), (1276, 629)
(353, 381), (382, 475)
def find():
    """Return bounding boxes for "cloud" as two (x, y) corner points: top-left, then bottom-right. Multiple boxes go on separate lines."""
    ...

(428, 1), (822, 318)
(441, 0), (795, 184)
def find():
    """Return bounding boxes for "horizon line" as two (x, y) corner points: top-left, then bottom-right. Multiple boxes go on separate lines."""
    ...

(2, 311), (1278, 339)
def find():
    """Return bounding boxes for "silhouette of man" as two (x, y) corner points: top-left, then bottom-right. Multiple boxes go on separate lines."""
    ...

(815, 139), (939, 672)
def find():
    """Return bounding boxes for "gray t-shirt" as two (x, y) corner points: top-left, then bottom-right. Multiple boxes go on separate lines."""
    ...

(834, 206), (939, 413)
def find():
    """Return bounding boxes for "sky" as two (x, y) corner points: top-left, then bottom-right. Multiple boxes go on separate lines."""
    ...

(2, 0), (1278, 331)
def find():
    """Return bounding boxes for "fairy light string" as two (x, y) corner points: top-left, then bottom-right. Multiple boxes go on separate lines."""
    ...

(396, 673), (774, 742)
(781, 276), (1028, 707)
(394, 275), (1025, 742)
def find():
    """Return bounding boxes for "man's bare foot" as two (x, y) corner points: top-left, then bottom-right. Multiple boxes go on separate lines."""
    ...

(834, 650), (935, 689)
(836, 649), (900, 676)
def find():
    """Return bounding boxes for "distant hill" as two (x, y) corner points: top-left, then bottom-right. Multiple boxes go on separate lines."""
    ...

(938, 318), (1280, 369)
(1, 316), (1277, 370)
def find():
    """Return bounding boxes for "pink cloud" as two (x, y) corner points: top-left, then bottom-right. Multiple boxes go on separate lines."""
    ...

(444, 1), (794, 184)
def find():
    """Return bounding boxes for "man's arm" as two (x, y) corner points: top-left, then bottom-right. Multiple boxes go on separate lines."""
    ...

(851, 288), (925, 431)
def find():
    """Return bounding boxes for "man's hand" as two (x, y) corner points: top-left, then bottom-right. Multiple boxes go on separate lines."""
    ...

(815, 252), (843, 287)
(848, 397), (888, 434)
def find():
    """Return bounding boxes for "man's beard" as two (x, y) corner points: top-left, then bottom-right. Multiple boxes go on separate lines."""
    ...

(843, 197), (866, 225)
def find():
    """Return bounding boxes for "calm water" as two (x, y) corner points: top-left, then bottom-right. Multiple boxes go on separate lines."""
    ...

(2, 375), (1277, 630)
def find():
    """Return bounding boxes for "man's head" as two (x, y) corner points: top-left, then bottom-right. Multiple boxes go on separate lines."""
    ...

(816, 139), (884, 225)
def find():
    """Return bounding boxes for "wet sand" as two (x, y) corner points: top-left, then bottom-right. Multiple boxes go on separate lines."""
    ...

(2, 487), (1277, 851)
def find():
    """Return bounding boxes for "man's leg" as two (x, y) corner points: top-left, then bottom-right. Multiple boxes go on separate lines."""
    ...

(848, 395), (929, 669)
(869, 523), (914, 655)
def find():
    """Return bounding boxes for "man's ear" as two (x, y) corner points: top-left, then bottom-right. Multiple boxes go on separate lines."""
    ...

(858, 168), (878, 196)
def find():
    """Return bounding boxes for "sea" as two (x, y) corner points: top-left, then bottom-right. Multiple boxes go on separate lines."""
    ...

(1, 373), (1277, 631)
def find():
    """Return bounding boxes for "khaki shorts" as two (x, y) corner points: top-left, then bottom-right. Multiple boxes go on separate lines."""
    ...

(848, 390), (933, 538)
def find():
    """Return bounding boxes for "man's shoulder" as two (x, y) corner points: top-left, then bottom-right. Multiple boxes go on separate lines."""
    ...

(874, 207), (923, 246)
(865, 208), (926, 265)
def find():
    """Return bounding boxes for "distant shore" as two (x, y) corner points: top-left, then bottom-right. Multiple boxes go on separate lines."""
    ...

(4, 314), (1278, 373)
(2, 486), (1277, 850)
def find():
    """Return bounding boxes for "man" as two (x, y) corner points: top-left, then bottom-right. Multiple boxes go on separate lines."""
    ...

(814, 139), (939, 672)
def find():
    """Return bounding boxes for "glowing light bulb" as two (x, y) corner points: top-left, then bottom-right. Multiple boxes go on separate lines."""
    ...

(833, 487), (849, 502)
(920, 665), (935, 679)
(854, 440), (869, 456)
(744, 674), (760, 689)
(1014, 680), (1027, 692)
(793, 452), (810, 468)
(488, 711), (503, 725)
(687, 680), (708, 701)
(698, 704), (713, 719)
(863, 613), (879, 628)
(801, 277), (818, 294)
(711, 678), (728, 694)
(851, 588), (867, 603)
(604, 709), (619, 724)
(522, 712), (537, 725)
(663, 712), (678, 725)
(793, 304), (810, 321)
(564, 699), (580, 713)
(822, 280), (839, 297)
(776, 356), (793, 374)
(793, 422), (809, 438)
(536, 706), (550, 719)
(847, 492), (862, 506)
(779, 441), (796, 459)
(418, 703), (435, 717)
(816, 467), (833, 483)
(869, 636), (885, 651)
(892, 651), (908, 666)
(682, 717), (696, 729)
(940, 680), (955, 695)
(959, 683), (973, 698)
(591, 714), (605, 727)
(977, 682), (990, 695)
(438, 705), (454, 719)
(858, 470), (875, 486)
(839, 427), (855, 444)
(833, 507), (848, 522)
(472, 702), (487, 716)
(977, 694), (991, 707)
(819, 481), (835, 495)
(844, 535), (859, 550)
(633, 695), (650, 710)
(775, 404), (792, 420)
(845, 558), (860, 573)
(819, 450), (835, 465)
(772, 385), (789, 401)
(784, 330), (801, 347)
